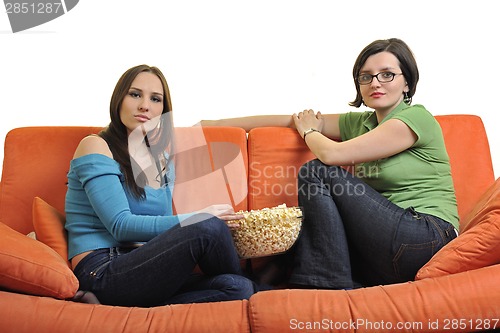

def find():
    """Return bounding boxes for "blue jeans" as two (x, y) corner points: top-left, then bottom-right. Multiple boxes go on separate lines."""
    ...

(73, 217), (255, 307)
(289, 160), (457, 289)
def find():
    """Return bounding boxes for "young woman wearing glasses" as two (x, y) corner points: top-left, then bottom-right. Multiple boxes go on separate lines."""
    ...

(202, 38), (459, 289)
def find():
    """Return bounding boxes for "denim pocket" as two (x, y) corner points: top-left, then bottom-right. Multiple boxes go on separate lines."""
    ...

(423, 214), (457, 244)
(393, 240), (438, 281)
(392, 209), (456, 282)
(79, 250), (111, 280)
(73, 249), (112, 291)
(89, 259), (111, 279)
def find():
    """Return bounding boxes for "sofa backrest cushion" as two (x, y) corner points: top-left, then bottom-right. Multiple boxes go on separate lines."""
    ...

(434, 115), (495, 224)
(0, 126), (248, 235)
(0, 127), (102, 234)
(172, 126), (248, 214)
(247, 127), (315, 210)
(0, 116), (494, 234)
(247, 115), (495, 226)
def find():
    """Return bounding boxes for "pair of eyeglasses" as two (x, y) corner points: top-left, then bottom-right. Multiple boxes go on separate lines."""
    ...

(356, 72), (403, 85)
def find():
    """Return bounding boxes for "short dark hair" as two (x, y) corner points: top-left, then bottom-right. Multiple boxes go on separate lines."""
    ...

(349, 38), (419, 107)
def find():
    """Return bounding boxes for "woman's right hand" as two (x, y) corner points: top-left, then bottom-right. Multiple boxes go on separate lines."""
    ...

(198, 204), (243, 229)
(198, 204), (233, 216)
(293, 109), (324, 138)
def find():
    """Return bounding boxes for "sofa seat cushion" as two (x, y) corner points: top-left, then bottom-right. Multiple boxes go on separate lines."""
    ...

(0, 291), (251, 333)
(248, 265), (500, 333)
(416, 178), (500, 279)
(0, 222), (78, 299)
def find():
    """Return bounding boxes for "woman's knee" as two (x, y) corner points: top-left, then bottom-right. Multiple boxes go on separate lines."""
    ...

(188, 217), (237, 248)
(212, 274), (255, 300)
(301, 160), (357, 186)
(298, 159), (345, 180)
(298, 159), (322, 179)
(196, 217), (229, 236)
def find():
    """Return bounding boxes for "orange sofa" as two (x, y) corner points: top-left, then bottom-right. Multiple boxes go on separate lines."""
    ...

(0, 115), (499, 333)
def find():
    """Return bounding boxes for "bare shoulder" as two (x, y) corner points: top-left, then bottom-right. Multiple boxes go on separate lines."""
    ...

(73, 135), (113, 159)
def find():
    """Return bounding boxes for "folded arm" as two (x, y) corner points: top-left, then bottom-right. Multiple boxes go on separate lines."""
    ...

(302, 118), (417, 166)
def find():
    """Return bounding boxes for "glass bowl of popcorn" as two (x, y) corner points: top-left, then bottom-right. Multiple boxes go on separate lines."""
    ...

(229, 204), (303, 259)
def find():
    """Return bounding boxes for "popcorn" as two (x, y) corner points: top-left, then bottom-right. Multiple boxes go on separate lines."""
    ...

(228, 204), (303, 258)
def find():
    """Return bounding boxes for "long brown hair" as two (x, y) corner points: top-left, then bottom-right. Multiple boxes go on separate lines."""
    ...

(349, 38), (419, 107)
(99, 65), (173, 199)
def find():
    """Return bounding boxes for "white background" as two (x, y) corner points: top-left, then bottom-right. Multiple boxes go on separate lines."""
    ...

(0, 0), (498, 178)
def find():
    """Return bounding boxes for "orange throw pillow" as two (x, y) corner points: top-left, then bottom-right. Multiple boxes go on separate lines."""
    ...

(32, 197), (70, 267)
(416, 178), (500, 280)
(0, 222), (78, 299)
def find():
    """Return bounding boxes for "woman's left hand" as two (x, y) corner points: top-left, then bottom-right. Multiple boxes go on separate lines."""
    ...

(293, 109), (324, 138)
(202, 204), (243, 229)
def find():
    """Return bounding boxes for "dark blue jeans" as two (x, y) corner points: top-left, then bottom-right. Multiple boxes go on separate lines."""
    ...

(289, 160), (457, 289)
(73, 217), (255, 307)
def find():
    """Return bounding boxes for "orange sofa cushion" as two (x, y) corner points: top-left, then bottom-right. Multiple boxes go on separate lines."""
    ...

(248, 265), (500, 333)
(0, 222), (78, 299)
(32, 197), (70, 267)
(247, 127), (315, 210)
(415, 177), (500, 280)
(0, 291), (251, 333)
(172, 127), (248, 214)
(247, 116), (495, 225)
(0, 126), (102, 235)
(0, 126), (248, 236)
(434, 115), (495, 224)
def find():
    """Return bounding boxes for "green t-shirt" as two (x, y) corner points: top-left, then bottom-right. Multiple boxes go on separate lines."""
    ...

(339, 102), (459, 229)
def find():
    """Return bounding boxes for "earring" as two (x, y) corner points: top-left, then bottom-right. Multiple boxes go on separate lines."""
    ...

(403, 92), (411, 105)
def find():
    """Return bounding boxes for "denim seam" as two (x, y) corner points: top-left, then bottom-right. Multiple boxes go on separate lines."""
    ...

(425, 215), (454, 243)
(392, 240), (437, 280)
